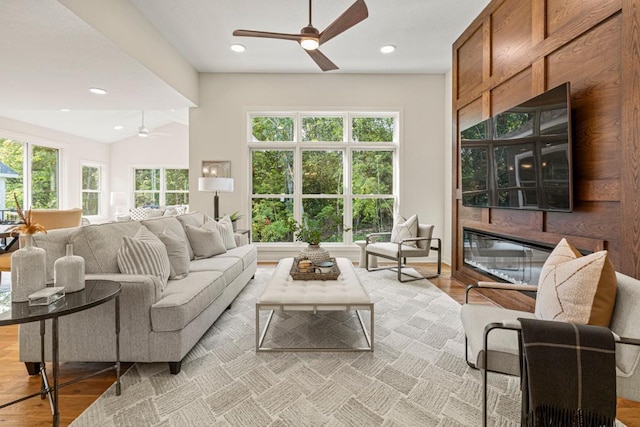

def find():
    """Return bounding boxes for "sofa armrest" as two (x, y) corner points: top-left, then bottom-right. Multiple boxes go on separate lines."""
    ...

(465, 281), (537, 303)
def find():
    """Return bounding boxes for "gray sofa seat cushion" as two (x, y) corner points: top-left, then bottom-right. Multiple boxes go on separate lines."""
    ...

(141, 216), (194, 260)
(189, 256), (244, 287)
(216, 244), (258, 270)
(32, 227), (78, 283)
(460, 303), (536, 376)
(151, 271), (225, 332)
(70, 221), (142, 274)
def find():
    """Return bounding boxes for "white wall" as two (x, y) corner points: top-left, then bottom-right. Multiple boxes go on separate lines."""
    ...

(190, 73), (447, 262)
(0, 116), (109, 215)
(444, 70), (453, 266)
(109, 121), (189, 217)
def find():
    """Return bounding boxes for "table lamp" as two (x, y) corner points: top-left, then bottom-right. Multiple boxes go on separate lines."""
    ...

(198, 177), (234, 220)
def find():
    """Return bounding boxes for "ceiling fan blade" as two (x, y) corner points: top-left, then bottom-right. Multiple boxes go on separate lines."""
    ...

(233, 29), (301, 42)
(319, 0), (368, 45)
(305, 49), (339, 71)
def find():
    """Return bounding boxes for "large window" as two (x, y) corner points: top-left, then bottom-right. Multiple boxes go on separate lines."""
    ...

(133, 168), (189, 208)
(250, 113), (398, 244)
(0, 138), (59, 214)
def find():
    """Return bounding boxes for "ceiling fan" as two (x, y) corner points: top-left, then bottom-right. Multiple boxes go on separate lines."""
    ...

(116, 111), (172, 139)
(232, 0), (369, 71)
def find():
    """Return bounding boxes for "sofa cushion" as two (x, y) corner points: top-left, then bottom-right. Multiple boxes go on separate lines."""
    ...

(130, 207), (147, 221)
(141, 216), (194, 260)
(203, 215), (236, 250)
(216, 244), (258, 270)
(157, 228), (190, 280)
(117, 226), (170, 290)
(70, 221), (141, 274)
(189, 256), (244, 287)
(151, 271), (224, 332)
(184, 224), (227, 259)
(535, 238), (617, 326)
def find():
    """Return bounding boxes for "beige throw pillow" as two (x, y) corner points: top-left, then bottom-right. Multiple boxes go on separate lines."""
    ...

(203, 215), (237, 250)
(390, 214), (418, 247)
(535, 238), (617, 326)
(184, 224), (227, 259)
(158, 228), (190, 280)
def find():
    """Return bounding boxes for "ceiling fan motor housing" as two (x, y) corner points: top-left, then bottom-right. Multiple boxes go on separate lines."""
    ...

(300, 25), (320, 50)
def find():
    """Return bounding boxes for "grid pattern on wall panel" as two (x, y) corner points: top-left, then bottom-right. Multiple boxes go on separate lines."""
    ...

(451, 0), (640, 280)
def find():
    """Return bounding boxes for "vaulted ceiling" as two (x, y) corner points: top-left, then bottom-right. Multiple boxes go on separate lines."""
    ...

(0, 0), (489, 142)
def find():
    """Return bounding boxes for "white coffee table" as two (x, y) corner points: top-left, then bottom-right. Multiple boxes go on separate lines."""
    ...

(256, 257), (374, 352)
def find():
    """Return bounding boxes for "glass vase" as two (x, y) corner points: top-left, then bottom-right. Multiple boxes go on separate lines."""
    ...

(11, 234), (46, 303)
(54, 244), (85, 293)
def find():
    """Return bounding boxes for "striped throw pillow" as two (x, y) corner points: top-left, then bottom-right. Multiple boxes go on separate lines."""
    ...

(203, 215), (237, 250)
(117, 226), (171, 290)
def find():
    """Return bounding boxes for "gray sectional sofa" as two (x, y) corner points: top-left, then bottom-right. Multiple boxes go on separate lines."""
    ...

(19, 212), (257, 374)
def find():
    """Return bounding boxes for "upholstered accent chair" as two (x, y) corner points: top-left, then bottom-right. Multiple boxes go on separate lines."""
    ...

(461, 274), (640, 424)
(364, 223), (441, 282)
(0, 208), (83, 277)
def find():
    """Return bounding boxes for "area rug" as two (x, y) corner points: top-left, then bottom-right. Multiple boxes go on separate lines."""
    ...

(71, 268), (521, 426)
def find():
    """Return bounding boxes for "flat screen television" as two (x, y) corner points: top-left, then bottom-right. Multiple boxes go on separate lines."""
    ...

(460, 82), (573, 212)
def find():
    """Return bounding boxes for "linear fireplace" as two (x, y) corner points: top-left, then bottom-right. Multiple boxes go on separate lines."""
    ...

(463, 229), (556, 285)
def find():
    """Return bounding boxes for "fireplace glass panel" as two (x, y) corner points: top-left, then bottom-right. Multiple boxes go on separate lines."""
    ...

(463, 229), (553, 285)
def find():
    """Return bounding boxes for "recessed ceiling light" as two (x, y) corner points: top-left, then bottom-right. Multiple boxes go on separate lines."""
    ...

(230, 44), (246, 53)
(89, 87), (107, 95)
(60, 108), (70, 112)
(113, 125), (123, 130)
(380, 45), (396, 54)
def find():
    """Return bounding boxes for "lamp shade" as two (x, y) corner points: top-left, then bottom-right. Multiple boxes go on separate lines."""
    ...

(198, 177), (234, 192)
(110, 192), (127, 206)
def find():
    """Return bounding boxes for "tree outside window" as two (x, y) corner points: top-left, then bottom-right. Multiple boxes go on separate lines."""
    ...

(82, 165), (101, 216)
(250, 113), (398, 244)
(133, 168), (189, 208)
(0, 138), (59, 215)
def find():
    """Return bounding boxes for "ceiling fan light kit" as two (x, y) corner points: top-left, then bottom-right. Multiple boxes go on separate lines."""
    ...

(232, 0), (368, 71)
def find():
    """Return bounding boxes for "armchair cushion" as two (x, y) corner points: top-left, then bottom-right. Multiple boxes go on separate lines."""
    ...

(390, 214), (418, 247)
(535, 238), (617, 327)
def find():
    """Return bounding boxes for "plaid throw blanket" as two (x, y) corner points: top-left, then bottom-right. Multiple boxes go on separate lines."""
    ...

(519, 318), (617, 427)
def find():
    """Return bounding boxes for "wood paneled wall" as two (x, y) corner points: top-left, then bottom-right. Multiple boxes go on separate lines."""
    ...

(452, 0), (640, 283)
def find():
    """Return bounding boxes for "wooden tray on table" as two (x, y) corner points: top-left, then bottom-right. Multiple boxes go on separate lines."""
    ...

(290, 258), (341, 281)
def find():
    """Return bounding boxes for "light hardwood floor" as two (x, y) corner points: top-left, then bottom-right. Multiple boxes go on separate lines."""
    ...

(0, 263), (637, 426)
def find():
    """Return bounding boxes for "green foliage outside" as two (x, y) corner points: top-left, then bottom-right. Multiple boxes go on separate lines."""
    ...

(82, 166), (100, 215)
(134, 168), (188, 207)
(0, 138), (58, 211)
(251, 116), (396, 244)
(352, 117), (394, 142)
(302, 151), (343, 194)
(302, 117), (343, 142)
(252, 117), (294, 142)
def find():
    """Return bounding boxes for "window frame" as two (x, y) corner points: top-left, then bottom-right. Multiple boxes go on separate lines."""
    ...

(248, 111), (399, 245)
(0, 136), (62, 211)
(80, 162), (104, 217)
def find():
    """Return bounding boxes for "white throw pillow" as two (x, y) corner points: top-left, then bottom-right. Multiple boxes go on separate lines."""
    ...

(390, 214), (418, 247)
(117, 225), (171, 290)
(129, 207), (148, 221)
